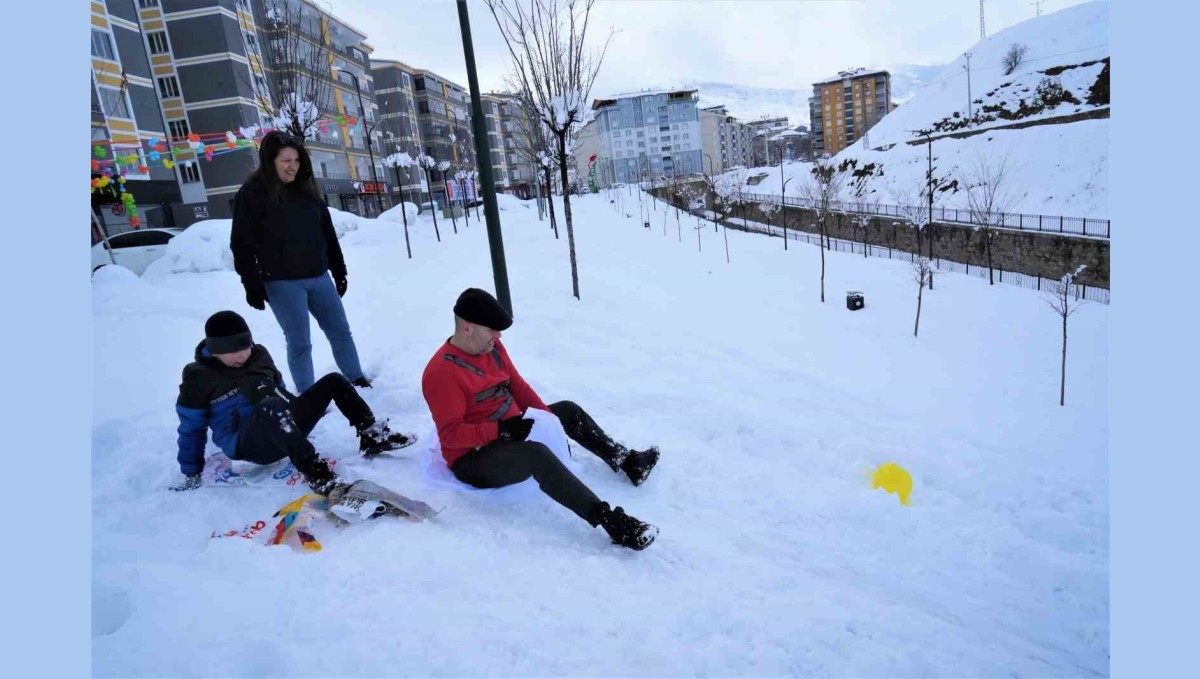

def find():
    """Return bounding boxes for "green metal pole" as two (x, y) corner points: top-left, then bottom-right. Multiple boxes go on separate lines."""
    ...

(457, 0), (512, 315)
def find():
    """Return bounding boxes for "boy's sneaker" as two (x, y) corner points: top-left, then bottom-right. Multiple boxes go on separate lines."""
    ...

(591, 502), (658, 551)
(358, 419), (418, 457)
(305, 462), (341, 496)
(621, 447), (660, 486)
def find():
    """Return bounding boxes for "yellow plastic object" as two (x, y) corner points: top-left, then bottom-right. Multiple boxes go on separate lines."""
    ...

(872, 462), (913, 505)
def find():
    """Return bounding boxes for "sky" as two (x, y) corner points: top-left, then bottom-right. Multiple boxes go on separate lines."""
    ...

(325, 0), (1097, 98)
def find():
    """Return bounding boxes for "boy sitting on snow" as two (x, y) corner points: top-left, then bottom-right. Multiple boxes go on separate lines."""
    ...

(420, 288), (660, 550)
(168, 310), (416, 494)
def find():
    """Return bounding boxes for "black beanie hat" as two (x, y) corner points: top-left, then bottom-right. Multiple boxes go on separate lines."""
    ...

(205, 310), (253, 354)
(453, 288), (512, 331)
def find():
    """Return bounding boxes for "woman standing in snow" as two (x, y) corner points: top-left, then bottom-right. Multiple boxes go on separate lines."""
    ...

(231, 130), (371, 392)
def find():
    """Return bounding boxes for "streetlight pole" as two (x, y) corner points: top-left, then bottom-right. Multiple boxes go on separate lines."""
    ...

(337, 68), (386, 215)
(702, 151), (717, 232)
(457, 0), (511, 314)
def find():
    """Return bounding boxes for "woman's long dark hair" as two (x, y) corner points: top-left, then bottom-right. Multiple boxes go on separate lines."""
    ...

(246, 130), (321, 204)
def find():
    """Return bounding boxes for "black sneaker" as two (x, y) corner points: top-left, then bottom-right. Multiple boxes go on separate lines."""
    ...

(592, 502), (657, 551)
(358, 419), (418, 457)
(621, 447), (660, 486)
(351, 377), (372, 389)
(305, 462), (340, 496)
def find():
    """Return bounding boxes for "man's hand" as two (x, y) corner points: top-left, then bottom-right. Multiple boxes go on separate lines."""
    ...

(170, 474), (202, 492)
(497, 416), (534, 442)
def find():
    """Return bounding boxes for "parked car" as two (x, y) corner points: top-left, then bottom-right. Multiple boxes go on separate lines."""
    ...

(92, 227), (184, 275)
(418, 200), (442, 214)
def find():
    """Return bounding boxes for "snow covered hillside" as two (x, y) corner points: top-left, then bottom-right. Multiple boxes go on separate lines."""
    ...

(93, 192), (1108, 676)
(682, 67), (941, 129)
(737, 2), (1109, 219)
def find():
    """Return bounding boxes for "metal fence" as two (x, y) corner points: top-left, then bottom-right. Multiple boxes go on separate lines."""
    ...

(737, 191), (1110, 239)
(726, 217), (1110, 305)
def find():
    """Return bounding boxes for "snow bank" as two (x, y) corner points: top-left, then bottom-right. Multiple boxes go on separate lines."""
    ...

(143, 219), (235, 277)
(378, 202), (419, 223)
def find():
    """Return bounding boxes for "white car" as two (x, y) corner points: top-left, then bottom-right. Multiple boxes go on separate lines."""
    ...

(92, 228), (184, 275)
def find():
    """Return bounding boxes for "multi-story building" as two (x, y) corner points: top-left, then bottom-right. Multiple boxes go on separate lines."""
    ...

(481, 93), (536, 198)
(698, 105), (754, 173)
(809, 68), (893, 157)
(746, 116), (789, 166)
(406, 68), (476, 206)
(90, 0), (390, 229)
(591, 88), (702, 185)
(370, 59), (425, 206)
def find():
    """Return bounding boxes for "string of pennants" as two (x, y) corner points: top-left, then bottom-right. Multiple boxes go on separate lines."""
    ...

(90, 115), (368, 228)
(90, 113), (368, 176)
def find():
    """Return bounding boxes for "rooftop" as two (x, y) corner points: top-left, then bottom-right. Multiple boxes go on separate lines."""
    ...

(813, 68), (890, 86)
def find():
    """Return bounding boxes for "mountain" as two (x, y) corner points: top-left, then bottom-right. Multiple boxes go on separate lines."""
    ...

(685, 64), (941, 128)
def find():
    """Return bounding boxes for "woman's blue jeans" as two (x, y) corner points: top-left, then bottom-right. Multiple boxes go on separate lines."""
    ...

(265, 274), (364, 392)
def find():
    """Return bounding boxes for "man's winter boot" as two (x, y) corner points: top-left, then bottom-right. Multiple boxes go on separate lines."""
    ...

(358, 419), (418, 457)
(351, 377), (372, 389)
(305, 460), (341, 496)
(620, 447), (660, 486)
(591, 501), (658, 551)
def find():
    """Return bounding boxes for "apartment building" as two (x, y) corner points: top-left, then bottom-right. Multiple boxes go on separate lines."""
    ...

(481, 93), (536, 198)
(90, 0), (389, 228)
(745, 116), (789, 166)
(698, 105), (754, 173)
(591, 88), (702, 185)
(406, 68), (476, 206)
(809, 68), (893, 157)
(370, 59), (425, 206)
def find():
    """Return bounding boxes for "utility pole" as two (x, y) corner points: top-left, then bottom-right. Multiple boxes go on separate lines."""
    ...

(925, 133), (936, 290)
(337, 68), (386, 215)
(963, 52), (974, 122)
(979, 0), (986, 39)
(1032, 0), (1045, 16)
(457, 0), (511, 314)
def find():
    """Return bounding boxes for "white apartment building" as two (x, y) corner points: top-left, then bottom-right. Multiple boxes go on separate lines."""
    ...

(590, 87), (702, 184)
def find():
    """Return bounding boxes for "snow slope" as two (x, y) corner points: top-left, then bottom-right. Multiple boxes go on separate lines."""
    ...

(736, 2), (1109, 219)
(93, 191), (1107, 677)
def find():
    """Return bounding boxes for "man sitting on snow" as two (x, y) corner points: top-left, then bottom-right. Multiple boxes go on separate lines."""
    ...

(420, 288), (660, 550)
(168, 310), (417, 494)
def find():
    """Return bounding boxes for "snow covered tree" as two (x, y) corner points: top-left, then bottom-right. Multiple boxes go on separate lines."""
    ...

(801, 159), (845, 303)
(705, 169), (746, 263)
(757, 199), (782, 247)
(1043, 266), (1087, 406)
(911, 256), (933, 337)
(487, 0), (615, 300)
(850, 178), (878, 259)
(963, 152), (1017, 285)
(257, 0), (334, 138)
(415, 153), (441, 242)
(382, 151), (414, 258)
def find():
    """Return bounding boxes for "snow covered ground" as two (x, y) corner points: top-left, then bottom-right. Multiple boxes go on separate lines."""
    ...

(92, 190), (1108, 677)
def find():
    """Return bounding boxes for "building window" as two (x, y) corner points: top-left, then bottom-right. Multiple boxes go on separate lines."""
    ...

(414, 76), (425, 91)
(147, 31), (170, 54)
(91, 28), (116, 60)
(169, 118), (190, 139)
(157, 76), (180, 98)
(418, 101), (429, 114)
(139, 0), (160, 7)
(97, 86), (131, 118)
(180, 161), (201, 183)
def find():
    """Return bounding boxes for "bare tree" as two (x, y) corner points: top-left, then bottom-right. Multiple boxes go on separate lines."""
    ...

(704, 168), (746, 263)
(504, 80), (560, 238)
(801, 159), (846, 303)
(257, 0), (335, 138)
(1043, 266), (1087, 406)
(1003, 43), (1030, 75)
(911, 256), (933, 337)
(757, 199), (781, 244)
(963, 152), (1017, 285)
(850, 178), (879, 258)
(487, 0), (615, 300)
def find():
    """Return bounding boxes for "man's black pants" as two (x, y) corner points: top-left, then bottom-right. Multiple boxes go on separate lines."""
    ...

(449, 400), (627, 524)
(236, 373), (372, 478)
